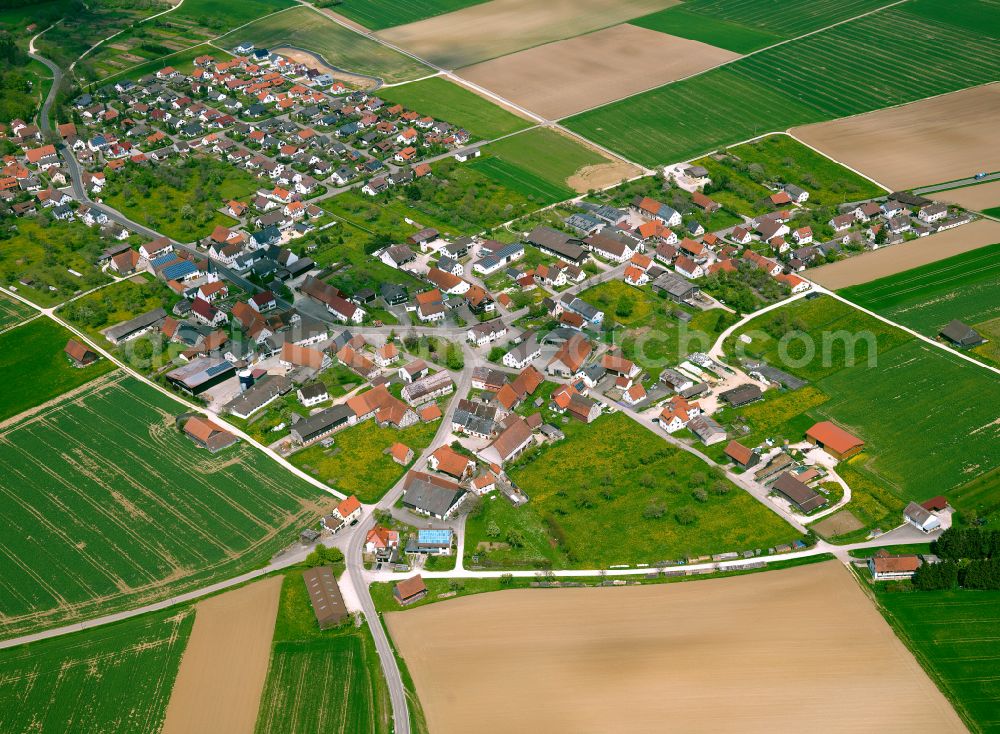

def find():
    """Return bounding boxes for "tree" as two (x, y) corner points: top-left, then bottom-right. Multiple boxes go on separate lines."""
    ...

(912, 561), (958, 590)
(486, 520), (501, 538)
(691, 488), (708, 503)
(487, 346), (506, 363)
(674, 507), (697, 525)
(304, 544), (344, 569)
(643, 502), (666, 520)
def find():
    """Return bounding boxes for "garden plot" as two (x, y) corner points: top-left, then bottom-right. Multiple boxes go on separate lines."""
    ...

(457, 24), (739, 119)
(791, 84), (1000, 190)
(0, 376), (330, 639)
(377, 0), (679, 69)
(387, 562), (965, 734)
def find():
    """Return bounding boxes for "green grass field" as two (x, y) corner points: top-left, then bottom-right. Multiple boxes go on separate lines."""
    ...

(631, 6), (781, 54)
(290, 415), (439, 503)
(0, 376), (331, 638)
(254, 570), (390, 733)
(567, 2), (1000, 165)
(0, 292), (35, 331)
(378, 77), (531, 140)
(728, 134), (886, 205)
(0, 318), (115, 422)
(328, 0), (488, 30)
(634, 0), (896, 50)
(218, 6), (431, 83)
(875, 588), (1000, 733)
(469, 157), (574, 205)
(467, 412), (799, 569)
(727, 296), (1000, 513)
(100, 43), (231, 85)
(476, 127), (607, 194)
(839, 243), (1000, 338)
(0, 607), (193, 731)
(170, 0), (295, 25)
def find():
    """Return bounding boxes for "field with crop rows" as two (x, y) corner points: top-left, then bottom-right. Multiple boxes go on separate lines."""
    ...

(0, 376), (330, 638)
(477, 128), (606, 194)
(876, 588), (1000, 734)
(470, 157), (574, 205)
(0, 293), (35, 332)
(218, 7), (431, 83)
(254, 571), (390, 734)
(728, 296), (1000, 509)
(839, 243), (1000, 335)
(567, 2), (1000, 165)
(0, 608), (193, 732)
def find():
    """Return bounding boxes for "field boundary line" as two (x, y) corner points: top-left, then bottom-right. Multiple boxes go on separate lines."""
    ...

(555, 0), (912, 122)
(816, 286), (1000, 377)
(0, 285), (347, 500)
(0, 370), (125, 435)
(0, 312), (42, 336)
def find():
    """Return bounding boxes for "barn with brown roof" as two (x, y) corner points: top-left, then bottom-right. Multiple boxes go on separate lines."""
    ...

(65, 339), (98, 366)
(303, 566), (348, 628)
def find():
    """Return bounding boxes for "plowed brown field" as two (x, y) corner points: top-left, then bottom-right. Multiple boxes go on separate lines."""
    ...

(386, 562), (965, 734)
(791, 84), (1000, 190)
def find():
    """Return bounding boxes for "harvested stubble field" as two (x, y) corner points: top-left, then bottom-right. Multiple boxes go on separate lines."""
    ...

(792, 84), (1000, 191)
(386, 562), (965, 733)
(219, 6), (431, 83)
(0, 376), (330, 639)
(875, 588), (1000, 734)
(839, 241), (1000, 337)
(932, 179), (1000, 212)
(377, 0), (679, 69)
(162, 578), (281, 734)
(567, 3), (1000, 166)
(254, 571), (390, 734)
(0, 607), (193, 733)
(808, 219), (1000, 289)
(456, 24), (738, 119)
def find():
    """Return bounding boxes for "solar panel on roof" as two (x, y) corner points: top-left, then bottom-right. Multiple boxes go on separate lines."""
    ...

(206, 361), (234, 377)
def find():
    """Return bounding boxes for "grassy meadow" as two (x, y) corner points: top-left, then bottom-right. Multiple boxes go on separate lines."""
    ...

(290, 414), (439, 503)
(377, 77), (531, 140)
(0, 317), (115, 421)
(466, 412), (800, 569)
(218, 6), (431, 83)
(0, 376), (332, 638)
(254, 570), (390, 734)
(0, 607), (193, 732)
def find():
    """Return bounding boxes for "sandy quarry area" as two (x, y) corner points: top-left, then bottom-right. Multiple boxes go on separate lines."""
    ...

(931, 180), (1000, 212)
(808, 218), (1000, 289)
(271, 47), (379, 89)
(161, 577), (282, 734)
(377, 0), (679, 69)
(386, 562), (965, 734)
(457, 25), (739, 119)
(791, 84), (1000, 191)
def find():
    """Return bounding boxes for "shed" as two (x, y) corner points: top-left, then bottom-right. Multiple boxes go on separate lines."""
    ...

(303, 566), (348, 628)
(394, 575), (428, 606)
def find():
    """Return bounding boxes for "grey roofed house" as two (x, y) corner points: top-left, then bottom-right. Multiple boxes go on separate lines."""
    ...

(452, 398), (498, 437)
(541, 326), (580, 345)
(560, 293), (602, 323)
(289, 404), (354, 444)
(939, 320), (985, 348)
(651, 271), (699, 303)
(380, 282), (407, 305)
(719, 384), (763, 407)
(330, 330), (355, 351)
(402, 471), (467, 519)
(743, 361), (806, 390)
(889, 190), (932, 207)
(687, 414), (727, 445)
(564, 212), (604, 235)
(298, 381), (328, 402)
(772, 472), (827, 513)
(578, 201), (627, 224)
(105, 307), (167, 343)
(526, 226), (587, 262)
(165, 357), (235, 395)
(223, 374), (293, 418)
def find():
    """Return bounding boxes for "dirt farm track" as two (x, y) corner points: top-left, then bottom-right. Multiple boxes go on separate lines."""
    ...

(457, 24), (739, 119)
(791, 84), (1000, 191)
(808, 218), (1000, 289)
(387, 562), (966, 734)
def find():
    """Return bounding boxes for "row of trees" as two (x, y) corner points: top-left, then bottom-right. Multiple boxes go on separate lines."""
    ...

(911, 528), (1000, 590)
(932, 527), (1000, 561)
